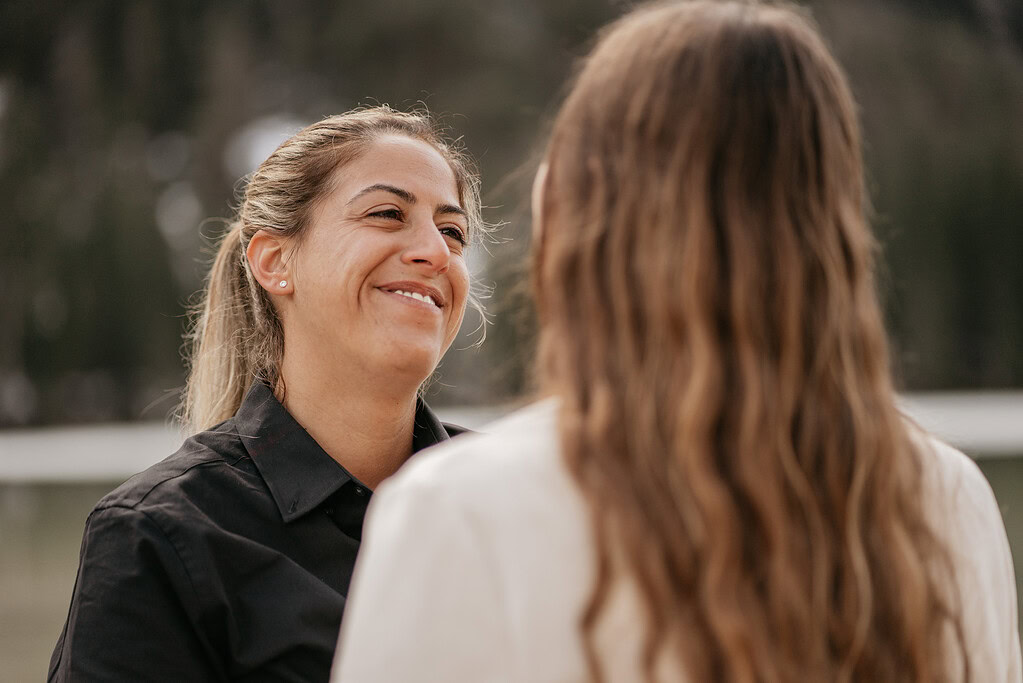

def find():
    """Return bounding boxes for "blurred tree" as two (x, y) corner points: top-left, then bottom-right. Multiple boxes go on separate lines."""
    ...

(0, 0), (1020, 426)
(813, 0), (1023, 389)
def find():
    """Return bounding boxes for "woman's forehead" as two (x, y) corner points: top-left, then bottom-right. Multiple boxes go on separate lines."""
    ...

(335, 135), (460, 203)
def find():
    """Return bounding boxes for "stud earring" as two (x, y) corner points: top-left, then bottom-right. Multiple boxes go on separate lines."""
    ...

(278, 280), (288, 288)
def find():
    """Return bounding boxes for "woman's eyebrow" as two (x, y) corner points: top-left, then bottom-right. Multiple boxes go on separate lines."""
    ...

(347, 183), (465, 217)
(436, 204), (467, 218)
(347, 183), (415, 205)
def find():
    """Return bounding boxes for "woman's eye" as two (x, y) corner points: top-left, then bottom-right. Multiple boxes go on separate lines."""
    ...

(368, 208), (403, 220)
(440, 226), (467, 246)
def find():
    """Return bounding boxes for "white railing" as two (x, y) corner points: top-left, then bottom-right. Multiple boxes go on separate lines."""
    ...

(897, 391), (1023, 457)
(1, 392), (1020, 482)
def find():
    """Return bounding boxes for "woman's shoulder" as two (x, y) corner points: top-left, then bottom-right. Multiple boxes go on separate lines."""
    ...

(913, 430), (1003, 529)
(393, 399), (563, 493)
(912, 429), (1022, 678)
(912, 430), (1010, 571)
(379, 399), (582, 534)
(95, 421), (256, 516)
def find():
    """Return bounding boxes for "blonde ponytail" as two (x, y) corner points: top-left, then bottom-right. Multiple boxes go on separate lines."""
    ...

(181, 221), (282, 432)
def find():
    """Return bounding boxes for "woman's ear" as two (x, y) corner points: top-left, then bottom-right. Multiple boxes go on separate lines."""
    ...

(246, 230), (293, 294)
(531, 161), (549, 244)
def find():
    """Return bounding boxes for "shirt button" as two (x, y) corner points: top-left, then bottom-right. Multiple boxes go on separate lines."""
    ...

(354, 486), (365, 496)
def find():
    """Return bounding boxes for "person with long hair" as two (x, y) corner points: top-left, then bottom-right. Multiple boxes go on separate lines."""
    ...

(49, 107), (484, 681)
(332, 3), (1021, 681)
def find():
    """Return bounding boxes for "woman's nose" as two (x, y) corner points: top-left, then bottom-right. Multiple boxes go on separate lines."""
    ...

(401, 219), (451, 273)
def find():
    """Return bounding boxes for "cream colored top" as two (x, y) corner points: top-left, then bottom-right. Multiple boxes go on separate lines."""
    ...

(332, 400), (1022, 682)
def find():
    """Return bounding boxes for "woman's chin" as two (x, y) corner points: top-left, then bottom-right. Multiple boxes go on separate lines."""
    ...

(372, 343), (442, 387)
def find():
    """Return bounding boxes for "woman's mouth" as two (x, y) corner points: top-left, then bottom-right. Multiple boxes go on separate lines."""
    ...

(389, 289), (436, 307)
(378, 281), (445, 308)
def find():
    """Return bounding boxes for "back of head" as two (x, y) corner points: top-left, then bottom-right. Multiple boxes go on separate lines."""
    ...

(535, 1), (967, 680)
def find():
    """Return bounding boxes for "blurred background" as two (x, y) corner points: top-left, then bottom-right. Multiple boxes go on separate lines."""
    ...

(1, 0), (1021, 678)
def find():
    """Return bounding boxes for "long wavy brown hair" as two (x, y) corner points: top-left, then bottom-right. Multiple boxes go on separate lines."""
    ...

(534, 2), (968, 680)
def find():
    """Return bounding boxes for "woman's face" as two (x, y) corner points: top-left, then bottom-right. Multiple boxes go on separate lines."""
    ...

(283, 134), (470, 385)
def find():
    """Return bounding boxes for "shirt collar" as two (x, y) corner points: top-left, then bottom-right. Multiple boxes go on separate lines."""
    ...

(234, 382), (453, 523)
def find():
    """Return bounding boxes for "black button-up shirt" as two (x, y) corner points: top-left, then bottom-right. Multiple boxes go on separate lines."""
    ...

(49, 382), (465, 682)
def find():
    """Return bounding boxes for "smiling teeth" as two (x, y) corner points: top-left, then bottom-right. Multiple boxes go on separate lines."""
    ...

(392, 290), (436, 306)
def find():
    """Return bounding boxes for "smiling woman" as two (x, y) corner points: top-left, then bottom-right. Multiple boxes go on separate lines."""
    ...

(260, 134), (473, 449)
(48, 107), (483, 682)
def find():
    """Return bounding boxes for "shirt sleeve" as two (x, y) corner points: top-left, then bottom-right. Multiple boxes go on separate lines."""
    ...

(49, 505), (221, 682)
(331, 474), (513, 683)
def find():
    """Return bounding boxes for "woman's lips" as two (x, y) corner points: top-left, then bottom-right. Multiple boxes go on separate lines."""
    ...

(377, 281), (445, 308)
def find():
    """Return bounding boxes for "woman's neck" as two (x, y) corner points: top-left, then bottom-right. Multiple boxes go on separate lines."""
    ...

(277, 359), (420, 490)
